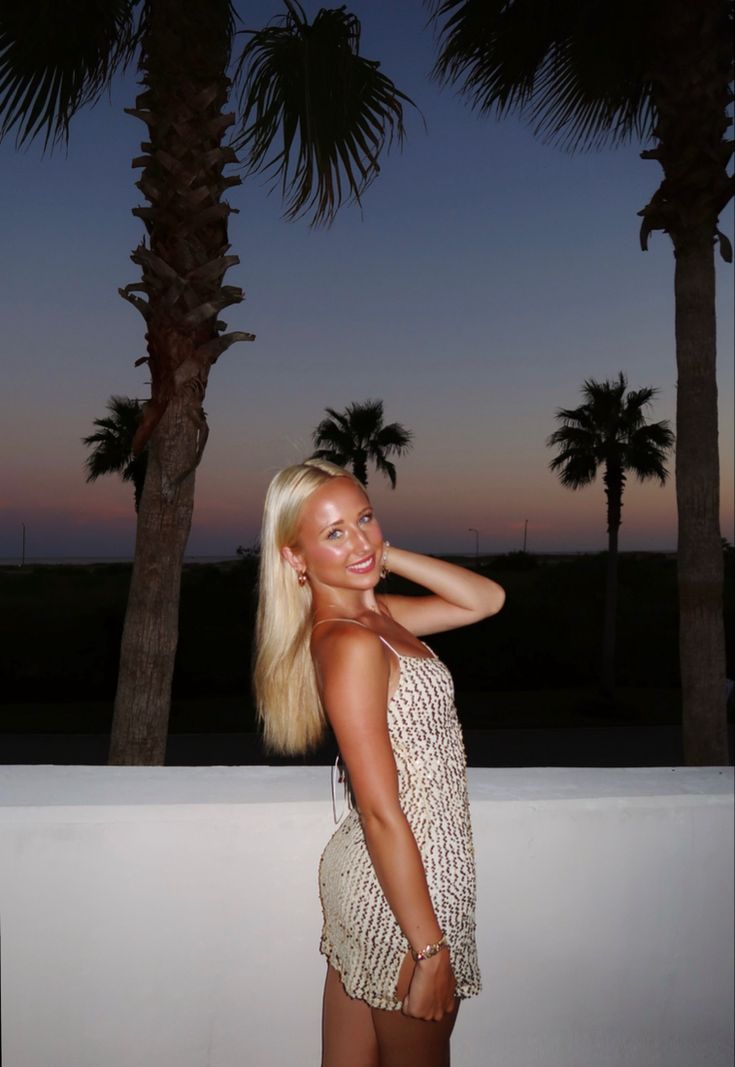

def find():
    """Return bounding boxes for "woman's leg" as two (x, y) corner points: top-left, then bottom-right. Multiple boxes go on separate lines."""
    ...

(370, 1002), (459, 1067)
(322, 965), (379, 1067)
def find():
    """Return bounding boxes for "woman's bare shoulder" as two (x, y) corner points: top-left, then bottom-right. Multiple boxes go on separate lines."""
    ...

(310, 618), (385, 670)
(311, 621), (392, 720)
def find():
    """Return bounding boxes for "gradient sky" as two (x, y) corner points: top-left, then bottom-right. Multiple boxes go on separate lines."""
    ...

(1, 0), (733, 559)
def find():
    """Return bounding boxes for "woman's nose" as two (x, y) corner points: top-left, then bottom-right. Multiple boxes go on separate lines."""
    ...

(352, 525), (370, 549)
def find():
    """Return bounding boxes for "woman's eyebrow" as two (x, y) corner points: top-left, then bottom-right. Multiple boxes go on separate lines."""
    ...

(319, 516), (343, 533)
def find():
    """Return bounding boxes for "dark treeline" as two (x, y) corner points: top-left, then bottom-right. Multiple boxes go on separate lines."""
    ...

(1, 551), (733, 732)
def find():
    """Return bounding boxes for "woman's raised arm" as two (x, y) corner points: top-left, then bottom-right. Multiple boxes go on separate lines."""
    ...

(379, 546), (505, 636)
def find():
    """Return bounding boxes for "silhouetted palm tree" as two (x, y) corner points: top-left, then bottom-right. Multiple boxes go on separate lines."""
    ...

(235, 2), (412, 225)
(548, 373), (674, 696)
(429, 0), (732, 763)
(83, 396), (148, 512)
(312, 399), (413, 488)
(0, 0), (409, 764)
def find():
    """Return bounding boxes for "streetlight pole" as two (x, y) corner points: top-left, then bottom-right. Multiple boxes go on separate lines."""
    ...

(468, 527), (479, 568)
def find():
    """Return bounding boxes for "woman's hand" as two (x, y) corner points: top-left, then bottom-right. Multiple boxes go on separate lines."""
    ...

(379, 544), (505, 637)
(401, 950), (457, 1022)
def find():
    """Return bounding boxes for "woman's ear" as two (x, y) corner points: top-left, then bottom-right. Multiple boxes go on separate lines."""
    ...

(281, 545), (304, 573)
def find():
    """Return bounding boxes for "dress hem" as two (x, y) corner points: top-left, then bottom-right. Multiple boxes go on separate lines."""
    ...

(319, 938), (481, 1012)
(320, 938), (404, 1012)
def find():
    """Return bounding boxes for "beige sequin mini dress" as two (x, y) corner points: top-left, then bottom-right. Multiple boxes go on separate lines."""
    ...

(318, 627), (481, 1011)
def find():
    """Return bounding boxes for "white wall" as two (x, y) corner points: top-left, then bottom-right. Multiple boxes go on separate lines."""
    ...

(1, 765), (732, 1067)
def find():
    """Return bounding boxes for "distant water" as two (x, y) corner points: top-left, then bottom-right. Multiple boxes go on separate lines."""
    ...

(0, 556), (240, 566)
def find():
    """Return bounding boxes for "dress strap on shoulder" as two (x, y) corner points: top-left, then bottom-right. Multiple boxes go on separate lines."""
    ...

(376, 634), (401, 658)
(311, 618), (401, 658)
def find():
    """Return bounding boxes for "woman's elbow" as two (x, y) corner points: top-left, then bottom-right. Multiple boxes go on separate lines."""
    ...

(489, 583), (506, 616)
(473, 580), (505, 621)
(358, 803), (406, 837)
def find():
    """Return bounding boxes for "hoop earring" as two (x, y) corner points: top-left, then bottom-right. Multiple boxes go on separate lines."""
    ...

(297, 571), (307, 587)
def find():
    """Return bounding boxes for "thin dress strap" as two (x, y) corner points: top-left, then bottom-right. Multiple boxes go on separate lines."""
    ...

(312, 617), (402, 658)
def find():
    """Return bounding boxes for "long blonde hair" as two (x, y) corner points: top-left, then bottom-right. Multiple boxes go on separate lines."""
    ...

(254, 458), (362, 754)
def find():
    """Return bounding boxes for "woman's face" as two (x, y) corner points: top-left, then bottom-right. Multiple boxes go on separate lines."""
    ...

(283, 477), (384, 593)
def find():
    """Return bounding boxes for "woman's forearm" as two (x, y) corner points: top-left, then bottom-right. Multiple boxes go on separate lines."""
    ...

(385, 545), (505, 617)
(360, 808), (443, 952)
(361, 807), (457, 1019)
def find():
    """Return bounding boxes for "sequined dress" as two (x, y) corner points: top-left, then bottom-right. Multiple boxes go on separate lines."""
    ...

(318, 630), (481, 1011)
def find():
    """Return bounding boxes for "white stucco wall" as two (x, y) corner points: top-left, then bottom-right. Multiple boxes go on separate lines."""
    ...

(1, 765), (732, 1067)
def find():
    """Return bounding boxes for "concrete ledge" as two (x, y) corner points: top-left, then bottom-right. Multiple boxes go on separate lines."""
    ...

(1, 766), (733, 1066)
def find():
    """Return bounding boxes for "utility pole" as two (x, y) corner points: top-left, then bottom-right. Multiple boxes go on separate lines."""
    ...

(468, 527), (479, 567)
(20, 522), (26, 567)
(522, 518), (528, 554)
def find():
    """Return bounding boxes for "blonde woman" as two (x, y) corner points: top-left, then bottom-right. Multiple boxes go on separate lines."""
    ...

(255, 459), (505, 1067)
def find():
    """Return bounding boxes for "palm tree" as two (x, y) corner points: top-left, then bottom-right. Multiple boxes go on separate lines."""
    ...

(0, 0), (410, 764)
(548, 374), (674, 696)
(429, 0), (733, 764)
(83, 396), (148, 512)
(312, 399), (413, 488)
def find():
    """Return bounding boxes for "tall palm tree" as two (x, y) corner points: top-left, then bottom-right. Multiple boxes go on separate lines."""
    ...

(0, 0), (410, 764)
(312, 399), (413, 488)
(548, 374), (674, 696)
(429, 0), (733, 764)
(83, 396), (148, 512)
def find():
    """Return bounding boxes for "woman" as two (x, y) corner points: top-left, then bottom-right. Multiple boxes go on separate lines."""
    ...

(255, 459), (505, 1067)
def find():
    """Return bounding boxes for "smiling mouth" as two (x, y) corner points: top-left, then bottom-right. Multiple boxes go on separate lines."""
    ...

(347, 554), (375, 574)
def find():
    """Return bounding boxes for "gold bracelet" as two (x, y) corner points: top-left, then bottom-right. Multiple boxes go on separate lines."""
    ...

(411, 932), (449, 962)
(380, 541), (391, 580)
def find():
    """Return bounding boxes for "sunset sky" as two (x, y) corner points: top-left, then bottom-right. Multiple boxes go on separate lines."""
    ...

(1, 0), (733, 560)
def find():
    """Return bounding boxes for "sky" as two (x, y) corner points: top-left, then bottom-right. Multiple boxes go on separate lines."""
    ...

(1, 0), (733, 560)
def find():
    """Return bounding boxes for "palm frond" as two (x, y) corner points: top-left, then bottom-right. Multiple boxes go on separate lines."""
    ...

(83, 396), (144, 480)
(548, 450), (597, 488)
(626, 421), (675, 484)
(372, 421), (413, 453)
(428, 0), (655, 152)
(233, 2), (414, 225)
(83, 395), (148, 510)
(312, 413), (353, 454)
(345, 398), (384, 443)
(373, 454), (398, 488)
(547, 425), (599, 455)
(0, 0), (140, 148)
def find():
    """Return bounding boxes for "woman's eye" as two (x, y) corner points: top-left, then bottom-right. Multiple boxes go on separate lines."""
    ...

(326, 528), (342, 540)
(359, 512), (373, 525)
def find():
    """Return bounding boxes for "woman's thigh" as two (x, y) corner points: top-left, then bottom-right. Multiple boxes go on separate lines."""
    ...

(322, 965), (379, 1067)
(370, 1001), (459, 1067)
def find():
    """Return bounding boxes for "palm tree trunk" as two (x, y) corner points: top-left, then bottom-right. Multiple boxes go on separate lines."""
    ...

(353, 451), (368, 486)
(108, 0), (248, 764)
(674, 238), (728, 764)
(602, 472), (622, 698)
(109, 396), (198, 764)
(602, 525), (619, 699)
(641, 0), (731, 765)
